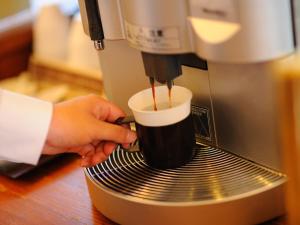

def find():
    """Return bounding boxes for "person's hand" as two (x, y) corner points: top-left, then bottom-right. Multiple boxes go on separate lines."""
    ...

(42, 95), (137, 167)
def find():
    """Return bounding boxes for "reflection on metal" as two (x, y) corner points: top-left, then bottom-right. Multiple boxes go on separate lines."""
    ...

(94, 40), (104, 50)
(255, 175), (273, 187)
(209, 174), (223, 200)
(86, 144), (285, 203)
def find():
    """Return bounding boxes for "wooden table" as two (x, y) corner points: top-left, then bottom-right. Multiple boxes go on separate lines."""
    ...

(0, 155), (286, 225)
(0, 155), (116, 225)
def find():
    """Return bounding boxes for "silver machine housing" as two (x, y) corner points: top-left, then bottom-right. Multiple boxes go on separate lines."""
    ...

(78, 0), (299, 224)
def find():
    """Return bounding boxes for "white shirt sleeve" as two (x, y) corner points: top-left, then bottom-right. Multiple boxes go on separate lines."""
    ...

(0, 89), (53, 165)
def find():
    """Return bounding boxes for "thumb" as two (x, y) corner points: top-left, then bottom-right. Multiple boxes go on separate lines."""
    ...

(93, 120), (137, 144)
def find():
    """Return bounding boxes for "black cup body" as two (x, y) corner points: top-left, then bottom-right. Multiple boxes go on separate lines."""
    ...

(136, 114), (195, 169)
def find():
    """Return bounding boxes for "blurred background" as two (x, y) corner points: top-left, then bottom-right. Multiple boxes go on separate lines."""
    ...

(0, 0), (104, 103)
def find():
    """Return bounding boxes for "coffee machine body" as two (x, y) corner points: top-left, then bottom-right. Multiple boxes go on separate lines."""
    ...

(78, 0), (299, 224)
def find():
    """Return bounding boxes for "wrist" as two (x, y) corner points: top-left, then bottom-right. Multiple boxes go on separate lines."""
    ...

(45, 103), (57, 148)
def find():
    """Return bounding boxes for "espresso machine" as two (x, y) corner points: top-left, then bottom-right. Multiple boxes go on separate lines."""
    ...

(78, 0), (299, 224)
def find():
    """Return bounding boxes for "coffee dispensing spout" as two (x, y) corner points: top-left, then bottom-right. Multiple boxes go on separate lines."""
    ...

(141, 52), (182, 89)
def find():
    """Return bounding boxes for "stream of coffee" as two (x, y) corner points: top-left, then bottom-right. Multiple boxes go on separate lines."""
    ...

(150, 78), (173, 111)
(168, 85), (172, 108)
(150, 78), (158, 111)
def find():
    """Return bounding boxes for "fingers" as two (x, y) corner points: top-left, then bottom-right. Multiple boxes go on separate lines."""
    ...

(103, 142), (117, 156)
(80, 147), (96, 167)
(105, 101), (126, 122)
(80, 141), (117, 167)
(82, 95), (137, 144)
(91, 142), (108, 165)
(45, 94), (133, 167)
(92, 120), (137, 144)
(91, 95), (126, 122)
(76, 144), (95, 157)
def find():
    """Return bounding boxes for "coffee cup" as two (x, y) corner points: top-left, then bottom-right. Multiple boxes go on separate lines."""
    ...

(118, 85), (196, 169)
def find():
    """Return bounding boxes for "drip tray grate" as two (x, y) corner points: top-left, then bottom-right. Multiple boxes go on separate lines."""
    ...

(85, 145), (285, 202)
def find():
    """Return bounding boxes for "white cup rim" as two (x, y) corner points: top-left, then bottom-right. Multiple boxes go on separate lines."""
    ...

(128, 86), (192, 112)
(128, 85), (192, 127)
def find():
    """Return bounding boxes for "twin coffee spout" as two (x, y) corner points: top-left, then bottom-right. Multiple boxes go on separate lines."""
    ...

(141, 52), (182, 89)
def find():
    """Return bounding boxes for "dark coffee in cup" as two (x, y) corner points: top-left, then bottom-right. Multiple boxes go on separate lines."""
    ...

(136, 114), (195, 169)
(128, 85), (195, 169)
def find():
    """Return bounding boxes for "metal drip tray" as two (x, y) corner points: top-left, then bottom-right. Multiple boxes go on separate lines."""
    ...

(85, 144), (285, 203)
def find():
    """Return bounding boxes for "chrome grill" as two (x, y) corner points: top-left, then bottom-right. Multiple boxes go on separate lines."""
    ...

(85, 144), (285, 202)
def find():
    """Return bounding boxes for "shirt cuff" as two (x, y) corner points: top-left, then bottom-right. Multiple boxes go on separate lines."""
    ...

(0, 90), (53, 165)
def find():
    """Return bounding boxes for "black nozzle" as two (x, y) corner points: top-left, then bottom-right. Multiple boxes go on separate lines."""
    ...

(84, 0), (104, 50)
(141, 52), (182, 84)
